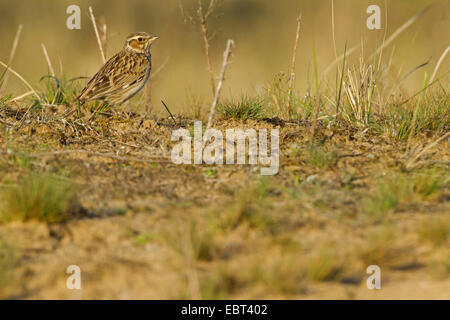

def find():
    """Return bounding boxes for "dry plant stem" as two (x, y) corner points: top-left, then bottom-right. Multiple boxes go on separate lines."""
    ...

(198, 0), (216, 97)
(8, 90), (34, 103)
(89, 6), (106, 64)
(344, 57), (376, 126)
(367, 6), (430, 61)
(310, 93), (322, 141)
(390, 58), (430, 99)
(101, 23), (108, 59)
(58, 56), (64, 75)
(205, 39), (234, 132)
(287, 14), (302, 118)
(0, 59), (40, 101)
(1, 24), (22, 92)
(322, 43), (359, 78)
(429, 46), (450, 83)
(41, 43), (56, 77)
(378, 0), (389, 73)
(331, 0), (337, 60)
(335, 42), (347, 117)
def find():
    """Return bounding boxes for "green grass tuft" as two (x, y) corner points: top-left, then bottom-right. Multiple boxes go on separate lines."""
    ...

(305, 246), (345, 282)
(219, 179), (279, 232)
(362, 168), (447, 217)
(0, 69), (11, 108)
(358, 228), (399, 268)
(389, 93), (450, 140)
(0, 172), (78, 223)
(363, 174), (411, 215)
(218, 95), (266, 120)
(293, 143), (340, 168)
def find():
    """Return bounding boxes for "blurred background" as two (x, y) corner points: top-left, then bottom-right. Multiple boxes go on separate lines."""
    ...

(0, 0), (448, 113)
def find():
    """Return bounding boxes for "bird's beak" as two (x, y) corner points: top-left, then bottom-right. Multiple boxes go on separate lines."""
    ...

(150, 36), (160, 43)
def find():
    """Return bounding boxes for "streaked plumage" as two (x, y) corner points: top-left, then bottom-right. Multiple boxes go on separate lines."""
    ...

(78, 32), (159, 105)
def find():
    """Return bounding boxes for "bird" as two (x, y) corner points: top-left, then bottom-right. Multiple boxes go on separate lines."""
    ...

(77, 32), (159, 106)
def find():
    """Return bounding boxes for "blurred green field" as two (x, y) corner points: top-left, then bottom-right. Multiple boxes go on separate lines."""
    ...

(0, 0), (448, 113)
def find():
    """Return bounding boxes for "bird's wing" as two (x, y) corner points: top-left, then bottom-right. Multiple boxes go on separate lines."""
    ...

(78, 51), (148, 103)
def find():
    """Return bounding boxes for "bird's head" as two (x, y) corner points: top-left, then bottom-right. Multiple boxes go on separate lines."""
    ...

(125, 32), (159, 53)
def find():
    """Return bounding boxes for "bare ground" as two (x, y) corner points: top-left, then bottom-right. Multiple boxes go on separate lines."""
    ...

(0, 107), (449, 299)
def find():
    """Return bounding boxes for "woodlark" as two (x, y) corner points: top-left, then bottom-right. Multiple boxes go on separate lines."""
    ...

(77, 32), (159, 105)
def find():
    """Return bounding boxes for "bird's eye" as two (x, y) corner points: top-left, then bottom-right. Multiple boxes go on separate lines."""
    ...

(138, 37), (143, 42)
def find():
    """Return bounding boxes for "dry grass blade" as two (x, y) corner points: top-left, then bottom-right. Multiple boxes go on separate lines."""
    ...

(331, 0), (337, 60)
(335, 42), (347, 117)
(396, 70), (450, 108)
(7, 90), (35, 103)
(101, 22), (108, 58)
(89, 6), (106, 64)
(367, 5), (430, 61)
(429, 46), (450, 84)
(161, 100), (176, 124)
(287, 14), (302, 119)
(343, 58), (376, 126)
(205, 39), (234, 132)
(406, 131), (450, 169)
(0, 59), (40, 101)
(389, 58), (431, 98)
(41, 43), (56, 77)
(322, 43), (360, 78)
(0, 24), (22, 92)
(376, 1), (389, 73)
(402, 58), (431, 81)
(310, 91), (322, 141)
